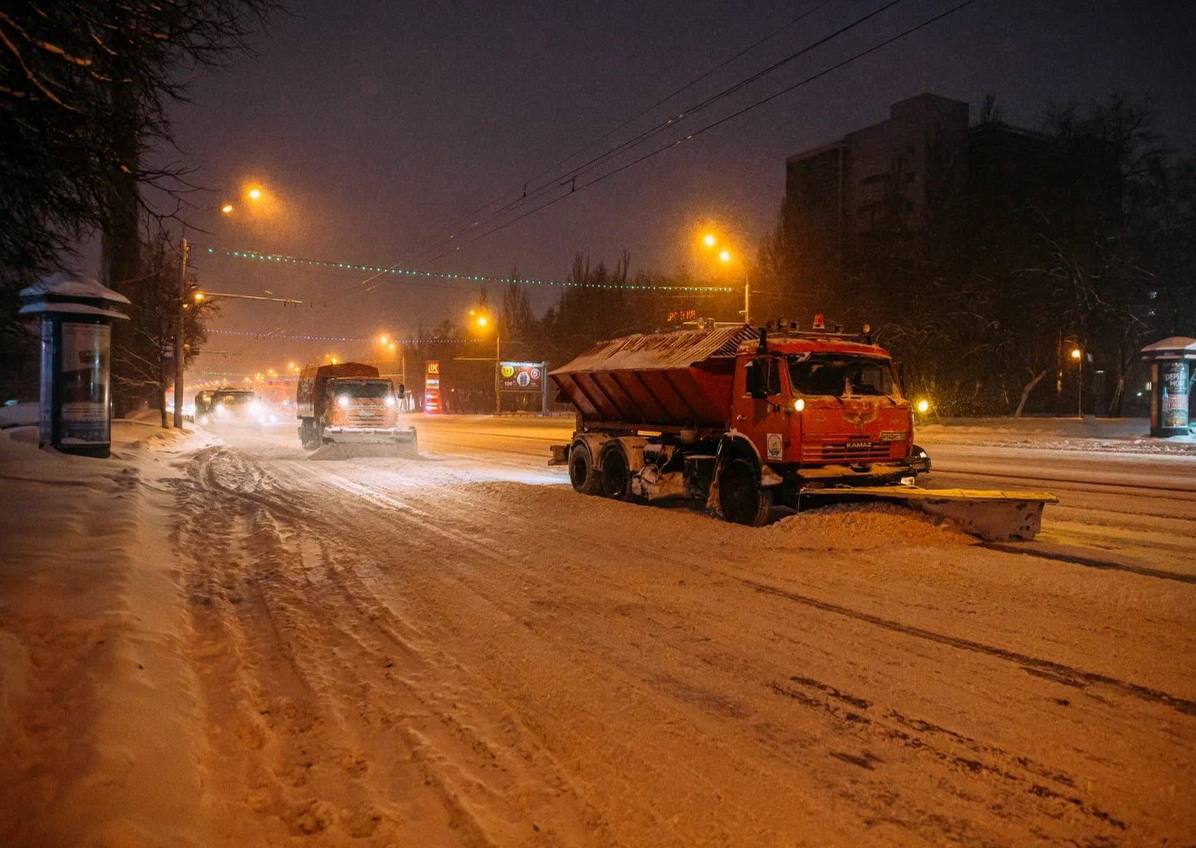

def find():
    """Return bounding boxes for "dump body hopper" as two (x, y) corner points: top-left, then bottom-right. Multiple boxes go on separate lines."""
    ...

(550, 325), (756, 430)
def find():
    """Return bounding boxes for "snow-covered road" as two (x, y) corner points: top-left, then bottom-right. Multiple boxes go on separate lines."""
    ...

(2, 415), (1194, 846)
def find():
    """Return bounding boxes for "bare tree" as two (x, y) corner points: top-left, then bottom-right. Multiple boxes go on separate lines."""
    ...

(113, 233), (215, 425)
(0, 1), (275, 293)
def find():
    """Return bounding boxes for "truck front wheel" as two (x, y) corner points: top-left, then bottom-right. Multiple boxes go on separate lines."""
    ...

(568, 441), (604, 496)
(719, 458), (772, 526)
(299, 419), (319, 450)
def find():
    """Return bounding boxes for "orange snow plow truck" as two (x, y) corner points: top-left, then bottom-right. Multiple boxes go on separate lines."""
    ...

(296, 362), (416, 452)
(548, 321), (1055, 540)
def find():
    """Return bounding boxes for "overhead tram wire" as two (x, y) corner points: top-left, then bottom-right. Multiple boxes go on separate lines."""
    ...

(393, 0), (907, 272)
(377, 0), (840, 273)
(355, 0), (900, 287)
(421, 0), (984, 259)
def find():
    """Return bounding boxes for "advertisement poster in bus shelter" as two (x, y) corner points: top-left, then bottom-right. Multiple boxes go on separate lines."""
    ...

(1160, 360), (1190, 430)
(498, 361), (543, 392)
(59, 322), (111, 444)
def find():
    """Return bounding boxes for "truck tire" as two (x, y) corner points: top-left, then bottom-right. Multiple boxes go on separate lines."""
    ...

(568, 440), (604, 495)
(600, 445), (631, 500)
(299, 419), (319, 450)
(719, 458), (772, 526)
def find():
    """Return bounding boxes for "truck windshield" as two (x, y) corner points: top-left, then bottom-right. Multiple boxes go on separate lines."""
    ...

(334, 381), (392, 399)
(788, 355), (895, 397)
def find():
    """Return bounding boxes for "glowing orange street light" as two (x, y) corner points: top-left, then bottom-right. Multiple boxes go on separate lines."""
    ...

(247, 185), (264, 201)
(192, 290), (205, 303)
(702, 232), (717, 248)
(469, 308), (501, 414)
(378, 333), (389, 346)
(221, 203), (234, 214)
(1070, 346), (1084, 417)
(718, 248), (732, 264)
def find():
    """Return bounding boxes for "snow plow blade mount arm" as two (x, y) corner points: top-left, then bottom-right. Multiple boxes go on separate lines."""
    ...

(799, 486), (1058, 542)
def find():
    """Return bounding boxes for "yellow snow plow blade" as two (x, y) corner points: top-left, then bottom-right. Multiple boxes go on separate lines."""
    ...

(800, 486), (1058, 541)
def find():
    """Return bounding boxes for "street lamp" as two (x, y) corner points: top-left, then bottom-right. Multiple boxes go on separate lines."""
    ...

(470, 308), (501, 415)
(174, 183), (278, 428)
(698, 223), (752, 324)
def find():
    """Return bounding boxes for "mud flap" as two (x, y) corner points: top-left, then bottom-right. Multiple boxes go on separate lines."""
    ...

(799, 486), (1058, 542)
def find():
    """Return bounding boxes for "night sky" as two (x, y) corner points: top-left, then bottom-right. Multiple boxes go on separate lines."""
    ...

(139, 0), (1195, 375)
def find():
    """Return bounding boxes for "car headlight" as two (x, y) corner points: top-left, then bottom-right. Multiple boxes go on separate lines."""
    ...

(248, 400), (262, 416)
(384, 395), (395, 408)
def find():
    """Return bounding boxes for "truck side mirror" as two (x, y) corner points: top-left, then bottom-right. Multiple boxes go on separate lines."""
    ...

(746, 357), (772, 399)
(396, 383), (405, 399)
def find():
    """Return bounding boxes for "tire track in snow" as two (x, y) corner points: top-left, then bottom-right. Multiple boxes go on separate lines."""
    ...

(740, 577), (1196, 717)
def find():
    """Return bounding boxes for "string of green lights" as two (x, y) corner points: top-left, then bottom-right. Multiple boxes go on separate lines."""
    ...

(204, 246), (734, 293)
(207, 328), (466, 344)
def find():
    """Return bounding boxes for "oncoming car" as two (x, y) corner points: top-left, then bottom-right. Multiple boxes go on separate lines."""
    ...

(195, 388), (277, 427)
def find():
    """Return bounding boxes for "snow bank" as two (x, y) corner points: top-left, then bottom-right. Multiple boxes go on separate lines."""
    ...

(767, 503), (974, 549)
(0, 422), (210, 847)
(0, 402), (37, 429)
(918, 416), (1196, 455)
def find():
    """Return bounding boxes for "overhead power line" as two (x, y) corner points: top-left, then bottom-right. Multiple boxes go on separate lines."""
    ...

(396, 0), (906, 271)
(388, 0), (840, 271)
(421, 0), (983, 260)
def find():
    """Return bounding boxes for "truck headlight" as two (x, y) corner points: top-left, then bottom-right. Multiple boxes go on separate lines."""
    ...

(337, 394), (350, 409)
(384, 395), (395, 408)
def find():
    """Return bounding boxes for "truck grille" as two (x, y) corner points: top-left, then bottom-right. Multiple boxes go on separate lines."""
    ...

(342, 399), (388, 428)
(803, 436), (893, 463)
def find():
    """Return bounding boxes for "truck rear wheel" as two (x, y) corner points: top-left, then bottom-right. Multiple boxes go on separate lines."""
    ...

(601, 446), (631, 500)
(568, 441), (604, 495)
(719, 458), (772, 526)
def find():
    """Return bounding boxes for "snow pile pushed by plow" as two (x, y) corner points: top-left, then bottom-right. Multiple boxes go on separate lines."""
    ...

(307, 438), (420, 461)
(799, 486), (1058, 541)
(767, 502), (975, 549)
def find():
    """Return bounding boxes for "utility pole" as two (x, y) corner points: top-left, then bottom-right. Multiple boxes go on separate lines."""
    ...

(174, 236), (189, 429)
(741, 278), (751, 326)
(1077, 353), (1084, 418)
(494, 329), (502, 415)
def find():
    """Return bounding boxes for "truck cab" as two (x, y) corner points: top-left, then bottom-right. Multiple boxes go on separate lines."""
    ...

(297, 362), (416, 450)
(734, 333), (913, 487)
